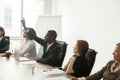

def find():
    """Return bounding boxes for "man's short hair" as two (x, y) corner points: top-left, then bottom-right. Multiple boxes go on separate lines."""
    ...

(48, 30), (57, 39)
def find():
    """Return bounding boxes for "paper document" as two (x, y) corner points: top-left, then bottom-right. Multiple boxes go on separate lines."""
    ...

(20, 61), (36, 65)
(19, 57), (32, 61)
(46, 76), (69, 80)
(40, 68), (65, 75)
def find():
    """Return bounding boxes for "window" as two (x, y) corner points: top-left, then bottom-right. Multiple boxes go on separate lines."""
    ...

(2, 0), (44, 51)
(3, 0), (21, 37)
(4, 8), (12, 29)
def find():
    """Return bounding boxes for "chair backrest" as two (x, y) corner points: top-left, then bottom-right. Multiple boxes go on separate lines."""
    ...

(0, 36), (10, 53)
(57, 40), (68, 67)
(85, 48), (97, 76)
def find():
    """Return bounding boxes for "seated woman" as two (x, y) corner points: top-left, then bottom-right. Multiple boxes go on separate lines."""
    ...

(0, 26), (10, 53)
(14, 28), (37, 59)
(64, 40), (89, 77)
(71, 42), (120, 80)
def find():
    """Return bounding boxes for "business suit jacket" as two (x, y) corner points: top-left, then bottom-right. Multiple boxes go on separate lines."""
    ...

(27, 29), (61, 67)
(86, 60), (120, 80)
(0, 36), (10, 53)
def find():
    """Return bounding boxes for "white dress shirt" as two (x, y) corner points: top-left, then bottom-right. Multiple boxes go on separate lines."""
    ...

(19, 40), (36, 58)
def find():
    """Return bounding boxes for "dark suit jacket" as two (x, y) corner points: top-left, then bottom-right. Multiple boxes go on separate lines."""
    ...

(0, 36), (10, 53)
(86, 60), (120, 80)
(27, 29), (61, 67)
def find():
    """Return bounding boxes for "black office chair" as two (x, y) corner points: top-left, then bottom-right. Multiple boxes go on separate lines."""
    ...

(84, 48), (97, 76)
(0, 36), (10, 53)
(57, 40), (68, 67)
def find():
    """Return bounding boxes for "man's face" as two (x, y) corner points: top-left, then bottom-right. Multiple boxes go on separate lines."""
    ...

(44, 32), (53, 43)
(113, 45), (120, 61)
(73, 44), (79, 53)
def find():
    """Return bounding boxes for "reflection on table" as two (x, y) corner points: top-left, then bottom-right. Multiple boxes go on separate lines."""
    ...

(0, 55), (73, 80)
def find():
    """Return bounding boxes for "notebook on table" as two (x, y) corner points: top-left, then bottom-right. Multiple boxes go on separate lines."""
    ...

(46, 76), (69, 80)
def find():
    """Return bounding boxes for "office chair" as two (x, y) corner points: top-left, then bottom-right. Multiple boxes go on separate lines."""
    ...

(84, 48), (97, 76)
(57, 40), (68, 67)
(0, 36), (10, 53)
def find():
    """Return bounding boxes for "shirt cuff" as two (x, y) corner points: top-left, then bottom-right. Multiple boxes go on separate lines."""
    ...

(26, 29), (29, 33)
(78, 77), (86, 80)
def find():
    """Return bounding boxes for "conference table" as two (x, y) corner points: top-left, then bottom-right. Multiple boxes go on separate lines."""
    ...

(0, 55), (73, 80)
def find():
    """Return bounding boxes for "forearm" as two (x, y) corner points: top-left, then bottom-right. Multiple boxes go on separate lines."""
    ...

(26, 29), (45, 45)
(65, 57), (75, 74)
(64, 61), (70, 70)
(71, 77), (86, 80)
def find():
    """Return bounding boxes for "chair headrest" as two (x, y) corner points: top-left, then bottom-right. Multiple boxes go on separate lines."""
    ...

(85, 48), (97, 62)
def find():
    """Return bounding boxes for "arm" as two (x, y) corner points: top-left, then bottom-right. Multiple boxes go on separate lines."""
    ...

(21, 17), (27, 30)
(71, 77), (86, 80)
(70, 66), (106, 80)
(71, 60), (114, 80)
(26, 28), (45, 45)
(19, 40), (35, 56)
(65, 57), (76, 74)
(21, 18), (45, 45)
(64, 55), (77, 70)
(64, 58), (71, 70)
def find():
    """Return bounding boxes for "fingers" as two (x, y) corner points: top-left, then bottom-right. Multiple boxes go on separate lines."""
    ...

(21, 17), (27, 30)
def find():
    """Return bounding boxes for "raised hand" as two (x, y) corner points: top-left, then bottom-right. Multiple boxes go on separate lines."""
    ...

(21, 17), (27, 30)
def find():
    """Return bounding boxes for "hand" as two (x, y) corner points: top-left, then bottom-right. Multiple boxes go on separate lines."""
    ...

(70, 77), (78, 80)
(21, 17), (27, 30)
(70, 57), (76, 62)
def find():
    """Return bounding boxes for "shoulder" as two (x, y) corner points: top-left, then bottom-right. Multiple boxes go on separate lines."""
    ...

(54, 41), (61, 47)
(28, 40), (36, 45)
(3, 36), (10, 40)
(106, 60), (115, 66)
(107, 60), (114, 64)
(1, 36), (10, 43)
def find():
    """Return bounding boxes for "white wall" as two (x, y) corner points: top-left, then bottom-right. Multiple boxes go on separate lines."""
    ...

(53, 0), (120, 74)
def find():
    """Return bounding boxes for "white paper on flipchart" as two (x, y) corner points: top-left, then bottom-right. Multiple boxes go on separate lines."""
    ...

(39, 68), (65, 75)
(46, 76), (69, 80)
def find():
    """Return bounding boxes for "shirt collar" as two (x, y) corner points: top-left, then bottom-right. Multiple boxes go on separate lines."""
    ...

(46, 42), (54, 50)
(0, 36), (3, 42)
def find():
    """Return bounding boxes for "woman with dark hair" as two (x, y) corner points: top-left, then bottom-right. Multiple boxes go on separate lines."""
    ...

(0, 26), (10, 53)
(64, 40), (89, 77)
(15, 28), (36, 59)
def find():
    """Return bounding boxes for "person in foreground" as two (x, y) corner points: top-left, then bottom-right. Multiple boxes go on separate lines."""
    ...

(0, 26), (10, 53)
(64, 40), (89, 77)
(16, 28), (37, 59)
(71, 42), (120, 80)
(21, 18), (61, 67)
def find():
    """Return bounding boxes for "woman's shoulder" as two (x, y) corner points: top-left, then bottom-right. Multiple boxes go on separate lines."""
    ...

(106, 60), (115, 66)
(28, 40), (36, 44)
